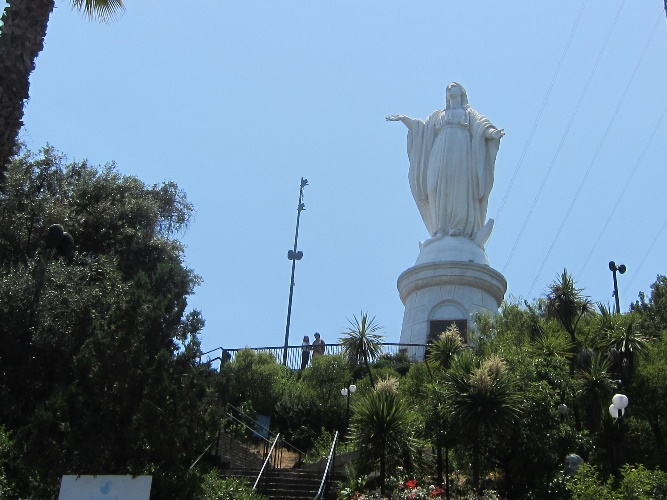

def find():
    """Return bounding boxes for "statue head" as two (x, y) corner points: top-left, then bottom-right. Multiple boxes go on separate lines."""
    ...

(445, 82), (469, 110)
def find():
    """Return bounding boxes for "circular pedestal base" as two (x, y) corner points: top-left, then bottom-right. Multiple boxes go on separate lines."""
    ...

(416, 235), (490, 266)
(397, 261), (506, 348)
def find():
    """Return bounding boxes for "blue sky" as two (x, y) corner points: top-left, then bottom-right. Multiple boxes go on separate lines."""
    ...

(8, 1), (667, 356)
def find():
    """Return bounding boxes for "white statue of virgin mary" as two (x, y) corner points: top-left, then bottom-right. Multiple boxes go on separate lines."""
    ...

(387, 82), (504, 249)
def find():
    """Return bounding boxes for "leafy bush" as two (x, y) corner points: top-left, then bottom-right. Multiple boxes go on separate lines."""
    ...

(197, 473), (267, 500)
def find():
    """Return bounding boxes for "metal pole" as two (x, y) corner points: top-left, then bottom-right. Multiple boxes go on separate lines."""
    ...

(283, 178), (308, 366)
(609, 261), (626, 314)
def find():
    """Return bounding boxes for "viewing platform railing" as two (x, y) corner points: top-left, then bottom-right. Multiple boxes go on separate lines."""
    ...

(200, 343), (428, 371)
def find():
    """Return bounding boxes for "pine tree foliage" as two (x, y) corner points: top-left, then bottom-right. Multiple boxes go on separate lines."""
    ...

(0, 147), (222, 497)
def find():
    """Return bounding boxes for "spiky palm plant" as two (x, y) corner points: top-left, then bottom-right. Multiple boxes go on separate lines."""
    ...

(427, 324), (465, 371)
(546, 270), (593, 347)
(576, 351), (614, 433)
(0, 0), (124, 184)
(443, 351), (522, 493)
(340, 312), (383, 388)
(350, 388), (418, 495)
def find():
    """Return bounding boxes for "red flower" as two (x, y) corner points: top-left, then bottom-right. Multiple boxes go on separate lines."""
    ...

(430, 486), (445, 497)
(405, 479), (418, 489)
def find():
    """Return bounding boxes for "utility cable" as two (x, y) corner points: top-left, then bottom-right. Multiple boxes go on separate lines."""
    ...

(526, 16), (663, 298)
(495, 0), (589, 222)
(621, 216), (667, 299)
(502, 0), (627, 275)
(577, 102), (667, 278)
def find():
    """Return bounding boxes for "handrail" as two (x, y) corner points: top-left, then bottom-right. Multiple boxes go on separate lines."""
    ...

(201, 343), (429, 371)
(226, 403), (307, 460)
(189, 438), (216, 470)
(314, 430), (339, 500)
(253, 433), (280, 490)
(204, 342), (428, 355)
(225, 412), (271, 446)
(227, 403), (272, 437)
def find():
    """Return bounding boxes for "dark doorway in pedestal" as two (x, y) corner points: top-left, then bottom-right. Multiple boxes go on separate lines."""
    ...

(428, 319), (468, 343)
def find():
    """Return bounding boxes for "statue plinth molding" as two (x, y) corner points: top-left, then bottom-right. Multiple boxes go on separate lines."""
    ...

(397, 259), (506, 347)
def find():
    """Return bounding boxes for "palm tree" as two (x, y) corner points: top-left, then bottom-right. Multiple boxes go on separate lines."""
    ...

(0, 0), (124, 184)
(576, 351), (614, 433)
(598, 304), (648, 387)
(443, 351), (522, 493)
(340, 312), (383, 388)
(350, 385), (418, 495)
(427, 323), (464, 371)
(546, 270), (593, 348)
(426, 324), (464, 490)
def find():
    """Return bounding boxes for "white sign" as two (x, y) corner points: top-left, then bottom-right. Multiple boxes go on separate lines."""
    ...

(58, 475), (152, 500)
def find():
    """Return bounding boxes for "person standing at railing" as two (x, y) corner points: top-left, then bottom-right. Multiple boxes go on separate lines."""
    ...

(301, 335), (311, 370)
(312, 332), (326, 357)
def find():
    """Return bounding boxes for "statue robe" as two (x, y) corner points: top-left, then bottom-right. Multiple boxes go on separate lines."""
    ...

(406, 107), (500, 242)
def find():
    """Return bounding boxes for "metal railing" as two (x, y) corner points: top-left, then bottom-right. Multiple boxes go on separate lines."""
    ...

(253, 433), (281, 491)
(225, 403), (306, 467)
(314, 430), (338, 500)
(201, 343), (428, 371)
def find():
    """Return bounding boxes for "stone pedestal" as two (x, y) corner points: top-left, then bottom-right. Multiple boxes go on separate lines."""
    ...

(397, 236), (507, 349)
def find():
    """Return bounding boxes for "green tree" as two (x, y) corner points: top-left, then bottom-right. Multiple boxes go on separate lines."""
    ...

(576, 352), (614, 434)
(225, 349), (292, 417)
(442, 351), (522, 493)
(340, 311), (383, 388)
(0, 147), (221, 497)
(631, 275), (667, 339)
(427, 324), (464, 371)
(350, 383), (418, 495)
(0, 1), (125, 182)
(630, 330), (667, 468)
(598, 305), (648, 387)
(546, 270), (593, 354)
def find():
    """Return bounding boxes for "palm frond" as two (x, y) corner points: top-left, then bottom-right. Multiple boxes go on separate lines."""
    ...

(71, 0), (125, 22)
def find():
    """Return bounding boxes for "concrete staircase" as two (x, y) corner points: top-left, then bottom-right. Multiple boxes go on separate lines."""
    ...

(215, 429), (266, 470)
(257, 468), (324, 499)
(211, 412), (341, 499)
(222, 466), (331, 499)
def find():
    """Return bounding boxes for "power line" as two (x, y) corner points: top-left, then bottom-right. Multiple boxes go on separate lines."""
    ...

(577, 102), (667, 278)
(622, 216), (667, 299)
(526, 16), (663, 298)
(495, 0), (589, 222)
(502, 0), (627, 275)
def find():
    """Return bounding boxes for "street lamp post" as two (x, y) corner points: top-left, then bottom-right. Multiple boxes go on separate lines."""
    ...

(609, 393), (629, 475)
(609, 261), (626, 314)
(341, 384), (357, 436)
(282, 178), (308, 366)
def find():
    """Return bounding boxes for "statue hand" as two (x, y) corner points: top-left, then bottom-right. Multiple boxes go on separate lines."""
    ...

(386, 115), (403, 122)
(491, 129), (505, 139)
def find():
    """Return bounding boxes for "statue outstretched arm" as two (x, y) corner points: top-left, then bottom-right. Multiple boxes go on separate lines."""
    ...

(386, 114), (421, 131)
(485, 128), (505, 140)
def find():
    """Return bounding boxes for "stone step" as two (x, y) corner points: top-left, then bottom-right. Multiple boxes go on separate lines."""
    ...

(257, 469), (324, 500)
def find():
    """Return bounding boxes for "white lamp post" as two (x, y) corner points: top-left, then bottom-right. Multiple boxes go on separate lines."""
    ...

(341, 384), (357, 434)
(609, 393), (629, 475)
(609, 393), (629, 419)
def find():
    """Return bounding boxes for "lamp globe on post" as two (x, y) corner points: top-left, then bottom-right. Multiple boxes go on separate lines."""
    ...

(558, 403), (569, 421)
(609, 393), (629, 419)
(341, 384), (357, 436)
(609, 393), (629, 475)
